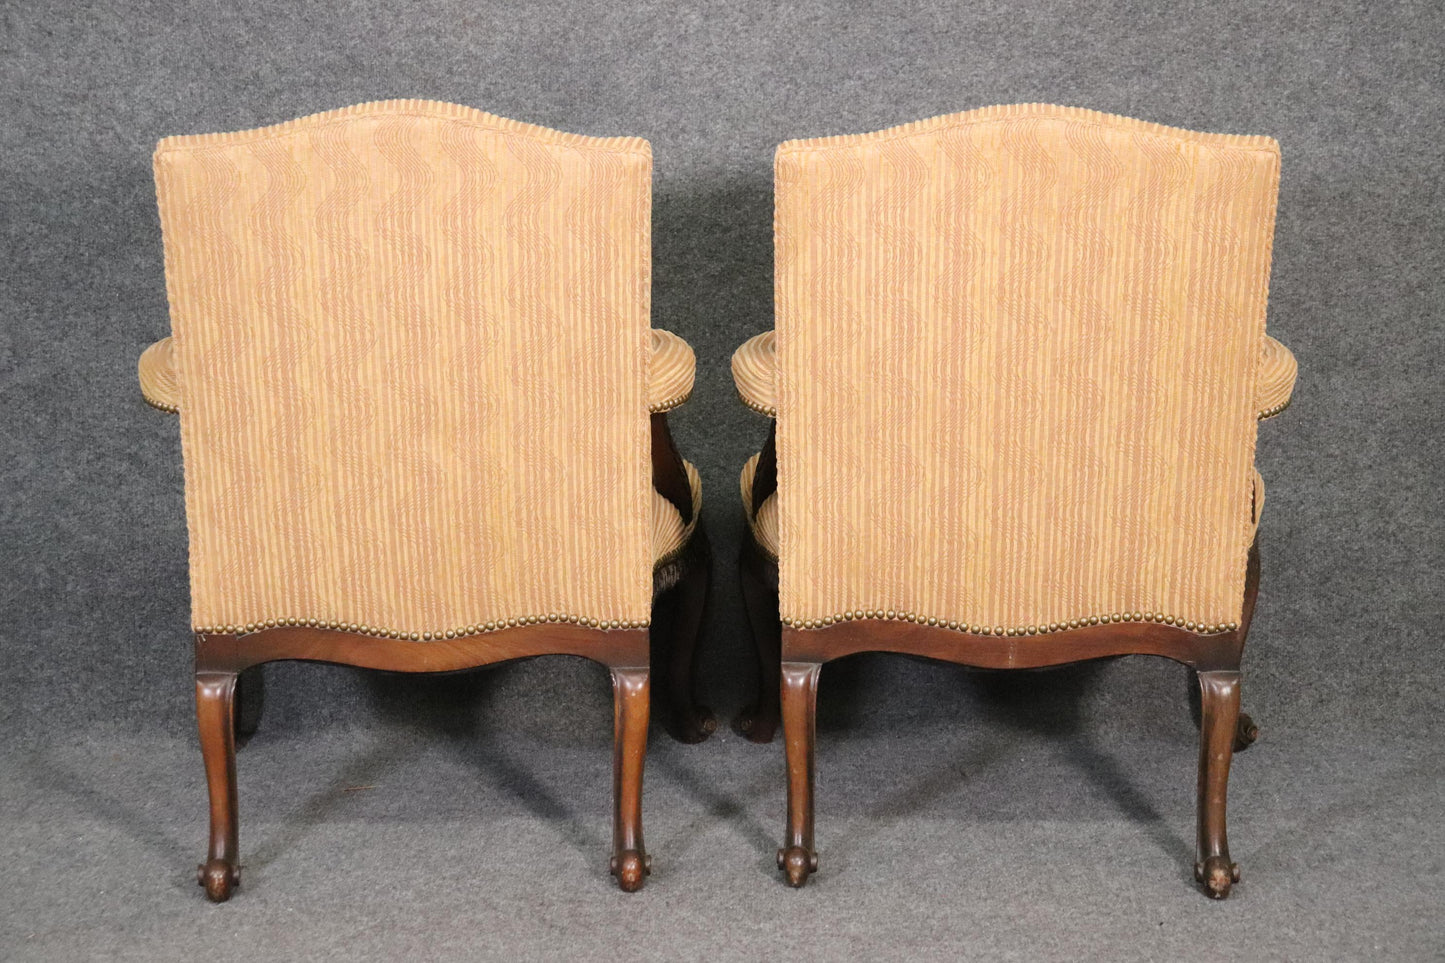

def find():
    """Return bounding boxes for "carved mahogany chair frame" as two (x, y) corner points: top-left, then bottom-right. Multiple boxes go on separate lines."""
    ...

(738, 428), (1261, 897)
(188, 412), (706, 902)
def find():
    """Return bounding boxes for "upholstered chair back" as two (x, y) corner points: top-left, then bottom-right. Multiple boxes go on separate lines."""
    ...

(155, 100), (654, 638)
(773, 104), (1281, 635)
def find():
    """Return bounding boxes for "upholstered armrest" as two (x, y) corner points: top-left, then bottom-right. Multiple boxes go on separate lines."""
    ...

(1257, 335), (1296, 420)
(138, 337), (179, 413)
(731, 330), (776, 416)
(649, 329), (695, 412)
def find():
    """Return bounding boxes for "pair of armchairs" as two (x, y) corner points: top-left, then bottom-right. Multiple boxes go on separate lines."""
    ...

(138, 100), (1295, 902)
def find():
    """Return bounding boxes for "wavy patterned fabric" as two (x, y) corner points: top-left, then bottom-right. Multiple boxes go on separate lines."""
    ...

(744, 455), (1265, 563)
(735, 328), (1293, 423)
(739, 452), (779, 559)
(731, 330), (777, 415)
(648, 329), (696, 411)
(773, 104), (1283, 633)
(154, 100), (659, 635)
(138, 336), (179, 412)
(1257, 334), (1297, 418)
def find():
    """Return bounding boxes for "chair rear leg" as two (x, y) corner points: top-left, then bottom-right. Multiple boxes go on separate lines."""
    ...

(195, 670), (240, 902)
(609, 666), (652, 892)
(1195, 669), (1243, 899)
(663, 526), (717, 743)
(234, 665), (265, 742)
(778, 661), (821, 887)
(736, 543), (781, 743)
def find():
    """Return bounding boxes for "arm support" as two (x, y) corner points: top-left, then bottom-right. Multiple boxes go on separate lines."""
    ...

(732, 330), (776, 417)
(1257, 335), (1296, 420)
(138, 337), (179, 413)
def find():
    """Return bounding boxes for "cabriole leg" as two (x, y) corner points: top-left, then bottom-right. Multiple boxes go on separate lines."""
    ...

(1195, 669), (1243, 899)
(609, 666), (651, 892)
(778, 661), (821, 887)
(195, 670), (240, 902)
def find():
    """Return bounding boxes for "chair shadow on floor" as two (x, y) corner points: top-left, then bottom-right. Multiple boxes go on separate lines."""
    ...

(808, 654), (1194, 884)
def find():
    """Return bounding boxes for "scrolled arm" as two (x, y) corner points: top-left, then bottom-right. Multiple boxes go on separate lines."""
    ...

(731, 330), (776, 417)
(649, 329), (695, 412)
(1257, 334), (1296, 420)
(138, 337), (179, 413)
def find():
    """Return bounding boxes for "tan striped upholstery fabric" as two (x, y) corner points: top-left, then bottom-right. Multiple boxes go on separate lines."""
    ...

(140, 325), (698, 567)
(739, 452), (779, 559)
(648, 329), (695, 411)
(1257, 334), (1298, 418)
(731, 330), (776, 415)
(743, 455), (1266, 564)
(771, 104), (1285, 633)
(151, 100), (674, 636)
(146, 328), (696, 414)
(138, 336), (179, 412)
(733, 328), (1293, 422)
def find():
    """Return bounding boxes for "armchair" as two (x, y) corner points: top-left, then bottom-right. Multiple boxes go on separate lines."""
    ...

(138, 100), (709, 899)
(733, 104), (1296, 898)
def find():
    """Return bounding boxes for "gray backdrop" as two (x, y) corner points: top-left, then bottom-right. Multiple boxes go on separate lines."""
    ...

(2, 1), (1441, 960)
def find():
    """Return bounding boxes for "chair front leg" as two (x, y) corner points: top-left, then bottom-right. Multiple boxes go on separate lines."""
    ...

(195, 670), (240, 901)
(609, 666), (651, 892)
(1195, 669), (1243, 898)
(778, 660), (821, 887)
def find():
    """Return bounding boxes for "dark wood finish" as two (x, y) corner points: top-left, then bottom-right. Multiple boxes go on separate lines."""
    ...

(187, 414), (708, 901)
(736, 532), (781, 743)
(609, 666), (651, 892)
(778, 662), (820, 887)
(195, 671), (239, 902)
(652, 412), (694, 524)
(1195, 669), (1242, 898)
(656, 525), (717, 743)
(233, 665), (264, 741)
(651, 410), (715, 742)
(745, 416), (1263, 897)
(737, 423), (781, 743)
(767, 544), (1260, 897)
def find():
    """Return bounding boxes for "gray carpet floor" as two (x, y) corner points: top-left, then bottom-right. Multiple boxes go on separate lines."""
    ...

(3, 655), (1442, 961)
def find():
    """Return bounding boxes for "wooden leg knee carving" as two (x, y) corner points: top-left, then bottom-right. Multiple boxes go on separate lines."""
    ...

(195, 671), (240, 902)
(609, 667), (651, 892)
(1195, 669), (1242, 899)
(778, 661), (821, 887)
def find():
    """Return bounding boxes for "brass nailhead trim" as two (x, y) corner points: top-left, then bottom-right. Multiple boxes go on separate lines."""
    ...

(648, 389), (693, 413)
(1257, 398), (1292, 420)
(779, 610), (1239, 635)
(142, 395), (179, 414)
(734, 388), (777, 418)
(195, 614), (652, 637)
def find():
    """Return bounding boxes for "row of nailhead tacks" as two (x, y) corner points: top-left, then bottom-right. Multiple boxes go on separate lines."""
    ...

(648, 390), (692, 413)
(195, 614), (649, 639)
(1257, 398), (1291, 420)
(782, 610), (1240, 635)
(734, 388), (777, 417)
